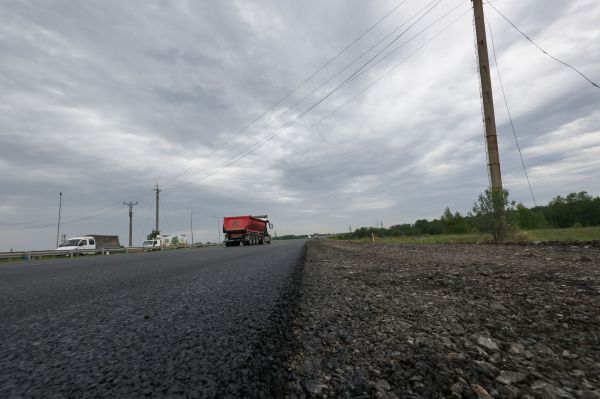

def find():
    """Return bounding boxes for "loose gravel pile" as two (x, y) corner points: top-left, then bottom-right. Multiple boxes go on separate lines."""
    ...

(286, 240), (600, 398)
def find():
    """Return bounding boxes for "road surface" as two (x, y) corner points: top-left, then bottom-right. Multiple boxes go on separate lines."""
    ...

(0, 240), (305, 398)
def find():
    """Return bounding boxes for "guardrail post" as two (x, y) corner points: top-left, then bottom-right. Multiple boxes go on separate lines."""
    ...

(24, 252), (31, 261)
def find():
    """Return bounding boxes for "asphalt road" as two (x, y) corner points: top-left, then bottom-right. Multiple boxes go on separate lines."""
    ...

(0, 240), (305, 398)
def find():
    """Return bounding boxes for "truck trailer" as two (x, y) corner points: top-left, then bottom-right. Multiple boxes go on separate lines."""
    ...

(223, 215), (272, 247)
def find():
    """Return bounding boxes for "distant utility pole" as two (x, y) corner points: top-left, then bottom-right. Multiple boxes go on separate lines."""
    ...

(190, 211), (194, 246)
(154, 185), (161, 233)
(473, 0), (506, 240)
(56, 192), (62, 248)
(123, 201), (139, 247)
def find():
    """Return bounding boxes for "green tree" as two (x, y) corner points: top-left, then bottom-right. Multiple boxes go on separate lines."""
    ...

(545, 191), (600, 227)
(147, 229), (160, 240)
(516, 203), (546, 229)
(440, 207), (469, 234)
(472, 188), (515, 240)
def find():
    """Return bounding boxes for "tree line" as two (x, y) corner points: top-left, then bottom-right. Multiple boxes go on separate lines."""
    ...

(338, 190), (600, 239)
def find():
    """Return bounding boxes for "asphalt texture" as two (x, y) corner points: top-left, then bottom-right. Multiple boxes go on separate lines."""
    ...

(0, 240), (306, 398)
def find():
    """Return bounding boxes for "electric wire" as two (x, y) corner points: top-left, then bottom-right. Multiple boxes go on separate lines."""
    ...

(156, 0), (413, 192)
(0, 203), (126, 232)
(346, 0), (466, 84)
(165, 0), (439, 186)
(160, 0), (447, 195)
(487, 2), (599, 89)
(0, 188), (156, 229)
(166, 3), (468, 194)
(279, 7), (471, 149)
(161, 201), (173, 235)
(487, 17), (537, 206)
(3, 0), (408, 230)
(3, 1), (462, 232)
(138, 206), (151, 244)
(1, 199), (125, 227)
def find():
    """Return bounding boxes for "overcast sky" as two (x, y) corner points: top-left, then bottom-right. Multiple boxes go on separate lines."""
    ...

(1, 0), (599, 250)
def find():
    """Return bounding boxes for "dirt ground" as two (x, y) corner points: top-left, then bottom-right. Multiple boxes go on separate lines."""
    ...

(286, 240), (600, 399)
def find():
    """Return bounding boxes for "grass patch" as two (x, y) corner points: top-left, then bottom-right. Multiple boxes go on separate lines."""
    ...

(524, 226), (600, 241)
(347, 233), (492, 244)
(336, 226), (600, 244)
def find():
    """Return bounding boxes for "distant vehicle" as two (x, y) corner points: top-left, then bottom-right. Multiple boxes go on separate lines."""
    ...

(56, 235), (121, 251)
(143, 234), (187, 250)
(142, 239), (161, 250)
(223, 215), (272, 247)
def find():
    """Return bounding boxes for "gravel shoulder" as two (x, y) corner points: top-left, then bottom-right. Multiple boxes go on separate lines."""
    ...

(287, 240), (600, 398)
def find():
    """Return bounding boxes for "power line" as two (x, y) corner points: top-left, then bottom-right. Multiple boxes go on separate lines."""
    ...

(171, 0), (439, 184)
(160, 201), (173, 234)
(2, 2), (465, 232)
(160, 0), (448, 194)
(0, 188), (155, 229)
(279, 8), (471, 149)
(166, 3), (469, 193)
(6, 0), (407, 231)
(156, 0), (413, 192)
(487, 2), (599, 89)
(0, 203), (125, 232)
(346, 0), (466, 84)
(487, 17), (537, 207)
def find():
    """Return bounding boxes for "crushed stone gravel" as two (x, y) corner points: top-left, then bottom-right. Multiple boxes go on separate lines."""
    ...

(285, 240), (600, 398)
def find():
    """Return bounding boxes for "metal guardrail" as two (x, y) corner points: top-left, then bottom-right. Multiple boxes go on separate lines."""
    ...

(0, 244), (215, 262)
(0, 247), (144, 262)
(142, 244), (191, 251)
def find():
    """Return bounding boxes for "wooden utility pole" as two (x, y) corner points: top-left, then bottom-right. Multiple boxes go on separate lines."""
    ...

(190, 211), (194, 246)
(473, 0), (506, 240)
(154, 185), (161, 233)
(56, 192), (62, 248)
(123, 201), (139, 247)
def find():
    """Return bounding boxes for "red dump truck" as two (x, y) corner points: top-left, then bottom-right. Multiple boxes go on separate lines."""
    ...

(223, 215), (272, 247)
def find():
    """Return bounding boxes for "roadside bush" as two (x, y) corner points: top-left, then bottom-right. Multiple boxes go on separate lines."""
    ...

(336, 190), (600, 241)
